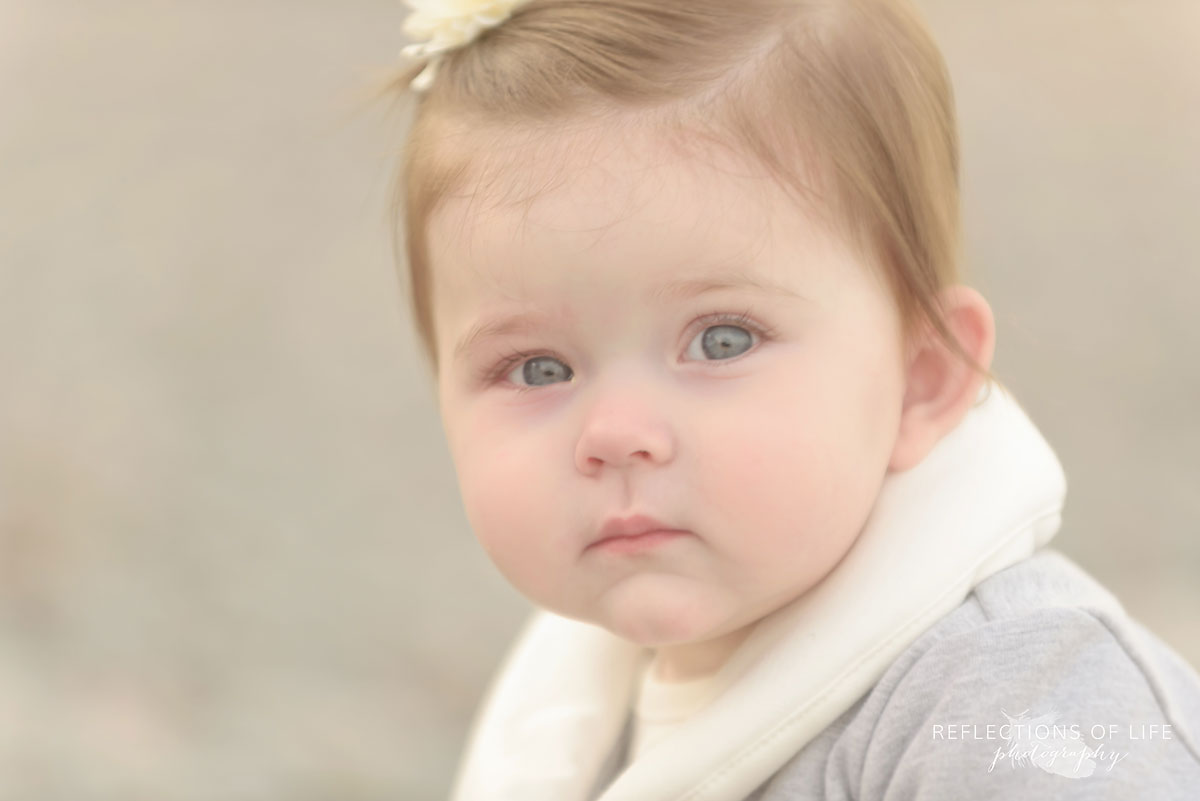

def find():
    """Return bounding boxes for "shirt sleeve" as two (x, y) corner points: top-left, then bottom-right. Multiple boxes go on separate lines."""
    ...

(858, 606), (1200, 800)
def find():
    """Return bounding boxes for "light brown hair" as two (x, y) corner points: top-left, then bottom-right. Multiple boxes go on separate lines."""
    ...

(372, 0), (996, 385)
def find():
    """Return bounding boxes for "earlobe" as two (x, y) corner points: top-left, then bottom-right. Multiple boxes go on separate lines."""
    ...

(888, 286), (996, 473)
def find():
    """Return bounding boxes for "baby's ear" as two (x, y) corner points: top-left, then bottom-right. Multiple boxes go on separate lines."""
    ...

(888, 285), (996, 473)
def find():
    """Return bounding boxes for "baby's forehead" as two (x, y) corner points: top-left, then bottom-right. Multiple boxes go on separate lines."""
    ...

(423, 115), (859, 331)
(432, 128), (808, 270)
(437, 114), (790, 222)
(431, 172), (782, 304)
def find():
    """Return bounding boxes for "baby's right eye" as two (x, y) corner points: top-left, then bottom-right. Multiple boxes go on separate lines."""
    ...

(502, 354), (574, 389)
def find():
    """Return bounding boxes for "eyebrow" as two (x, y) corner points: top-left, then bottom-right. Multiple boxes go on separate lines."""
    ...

(452, 268), (806, 363)
(647, 270), (808, 304)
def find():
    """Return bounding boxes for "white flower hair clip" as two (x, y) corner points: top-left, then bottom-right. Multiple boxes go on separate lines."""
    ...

(400, 0), (531, 91)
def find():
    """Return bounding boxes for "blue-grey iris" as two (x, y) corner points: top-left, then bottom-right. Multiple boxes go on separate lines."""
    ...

(702, 325), (753, 360)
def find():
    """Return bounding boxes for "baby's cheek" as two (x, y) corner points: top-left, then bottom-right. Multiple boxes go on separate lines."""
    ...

(697, 409), (842, 555)
(456, 444), (569, 595)
(708, 404), (830, 500)
(457, 447), (531, 548)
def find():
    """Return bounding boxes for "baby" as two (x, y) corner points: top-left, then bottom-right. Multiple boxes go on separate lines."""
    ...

(383, 0), (1200, 798)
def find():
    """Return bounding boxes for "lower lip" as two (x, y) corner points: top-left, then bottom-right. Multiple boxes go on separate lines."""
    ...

(589, 530), (689, 554)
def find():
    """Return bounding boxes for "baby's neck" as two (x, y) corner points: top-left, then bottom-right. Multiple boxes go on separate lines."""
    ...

(650, 622), (758, 683)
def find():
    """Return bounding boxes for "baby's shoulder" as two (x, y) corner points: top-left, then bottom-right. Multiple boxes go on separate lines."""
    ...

(885, 549), (1195, 699)
(883, 547), (1148, 682)
(842, 549), (1200, 799)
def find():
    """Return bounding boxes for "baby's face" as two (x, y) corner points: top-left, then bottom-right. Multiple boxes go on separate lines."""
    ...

(428, 125), (908, 654)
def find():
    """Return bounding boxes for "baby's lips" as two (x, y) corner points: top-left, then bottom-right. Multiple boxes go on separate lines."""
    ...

(588, 511), (689, 549)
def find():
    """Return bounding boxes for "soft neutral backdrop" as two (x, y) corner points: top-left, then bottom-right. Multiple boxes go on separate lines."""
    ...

(1, 1), (1196, 798)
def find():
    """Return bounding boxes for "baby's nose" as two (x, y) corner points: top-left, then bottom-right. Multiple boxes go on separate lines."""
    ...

(574, 404), (675, 474)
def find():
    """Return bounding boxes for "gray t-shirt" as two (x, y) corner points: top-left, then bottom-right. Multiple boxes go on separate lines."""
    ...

(736, 548), (1200, 799)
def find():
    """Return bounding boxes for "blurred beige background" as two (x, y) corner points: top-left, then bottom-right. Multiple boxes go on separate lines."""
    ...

(1, 0), (1196, 798)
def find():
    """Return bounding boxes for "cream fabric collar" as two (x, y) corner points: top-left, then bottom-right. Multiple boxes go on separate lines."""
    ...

(448, 382), (1066, 801)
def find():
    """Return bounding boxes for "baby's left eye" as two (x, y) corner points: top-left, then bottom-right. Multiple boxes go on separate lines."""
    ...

(686, 324), (755, 361)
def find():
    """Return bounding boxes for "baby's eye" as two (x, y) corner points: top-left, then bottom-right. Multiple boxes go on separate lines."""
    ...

(506, 355), (573, 388)
(686, 323), (755, 361)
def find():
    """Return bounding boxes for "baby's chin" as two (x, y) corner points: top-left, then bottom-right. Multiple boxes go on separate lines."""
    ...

(586, 574), (747, 648)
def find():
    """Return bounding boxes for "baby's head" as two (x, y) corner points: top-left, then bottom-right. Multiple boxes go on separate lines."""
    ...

(390, 0), (996, 678)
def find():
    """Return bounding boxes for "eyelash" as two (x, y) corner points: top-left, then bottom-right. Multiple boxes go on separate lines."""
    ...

(477, 308), (777, 392)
